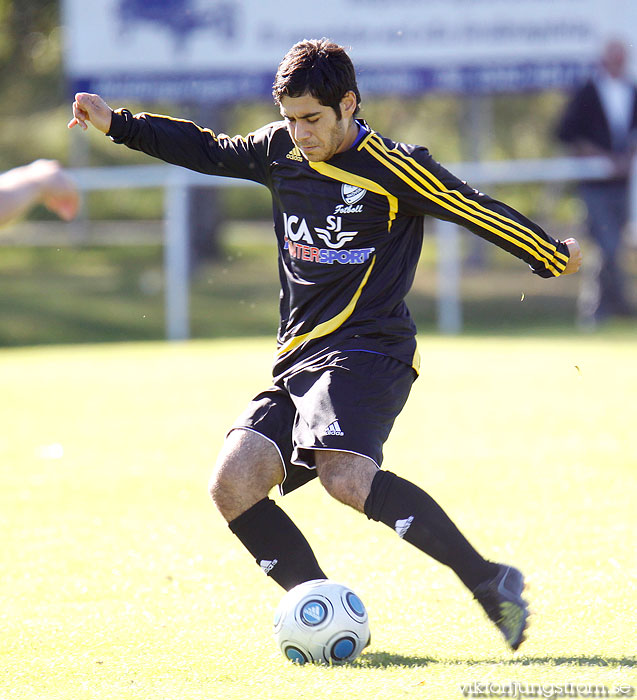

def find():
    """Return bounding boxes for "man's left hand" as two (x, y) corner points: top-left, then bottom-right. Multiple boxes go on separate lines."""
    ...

(562, 237), (582, 275)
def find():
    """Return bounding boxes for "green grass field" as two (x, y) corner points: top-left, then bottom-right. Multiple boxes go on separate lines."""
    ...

(1, 335), (636, 700)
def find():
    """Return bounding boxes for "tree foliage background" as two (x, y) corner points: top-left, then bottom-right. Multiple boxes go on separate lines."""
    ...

(0, 1), (67, 161)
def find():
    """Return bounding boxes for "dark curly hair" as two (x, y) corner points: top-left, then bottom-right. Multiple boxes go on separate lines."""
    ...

(273, 38), (361, 119)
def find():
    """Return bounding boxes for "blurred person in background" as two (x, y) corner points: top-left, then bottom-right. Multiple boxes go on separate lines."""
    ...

(0, 159), (79, 227)
(556, 39), (637, 326)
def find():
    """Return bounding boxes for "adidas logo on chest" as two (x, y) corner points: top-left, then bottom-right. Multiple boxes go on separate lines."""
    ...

(286, 147), (303, 161)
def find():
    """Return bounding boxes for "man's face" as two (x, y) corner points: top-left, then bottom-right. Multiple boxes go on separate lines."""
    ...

(602, 41), (628, 79)
(279, 92), (356, 162)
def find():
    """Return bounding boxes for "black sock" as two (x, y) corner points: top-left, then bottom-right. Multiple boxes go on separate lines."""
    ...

(364, 470), (498, 590)
(228, 497), (327, 591)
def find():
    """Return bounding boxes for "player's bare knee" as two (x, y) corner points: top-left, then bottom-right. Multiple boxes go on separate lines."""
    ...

(207, 458), (232, 511)
(208, 431), (254, 508)
(316, 460), (345, 499)
(208, 428), (284, 520)
(315, 451), (377, 512)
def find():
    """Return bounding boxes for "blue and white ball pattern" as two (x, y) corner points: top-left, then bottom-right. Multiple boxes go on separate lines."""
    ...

(273, 579), (370, 665)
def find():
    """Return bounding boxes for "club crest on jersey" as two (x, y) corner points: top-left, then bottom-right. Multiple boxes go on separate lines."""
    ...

(335, 184), (366, 214)
(341, 184), (366, 205)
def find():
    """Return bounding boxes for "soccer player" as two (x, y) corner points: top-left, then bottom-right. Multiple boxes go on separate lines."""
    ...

(69, 38), (582, 652)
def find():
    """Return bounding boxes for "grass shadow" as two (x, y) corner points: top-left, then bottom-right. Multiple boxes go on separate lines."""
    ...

(512, 656), (637, 667)
(358, 651), (438, 668)
(360, 652), (636, 669)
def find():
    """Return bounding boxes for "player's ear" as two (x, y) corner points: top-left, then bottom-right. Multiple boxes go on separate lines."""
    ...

(340, 91), (357, 120)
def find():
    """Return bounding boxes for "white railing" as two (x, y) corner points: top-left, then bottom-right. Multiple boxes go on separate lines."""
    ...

(68, 155), (631, 338)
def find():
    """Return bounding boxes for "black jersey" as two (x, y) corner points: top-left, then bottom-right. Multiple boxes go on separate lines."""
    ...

(108, 110), (570, 377)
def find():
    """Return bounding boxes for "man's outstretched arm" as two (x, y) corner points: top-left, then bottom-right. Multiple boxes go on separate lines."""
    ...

(69, 92), (272, 184)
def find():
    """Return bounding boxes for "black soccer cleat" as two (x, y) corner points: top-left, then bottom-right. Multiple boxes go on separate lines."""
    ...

(472, 564), (529, 651)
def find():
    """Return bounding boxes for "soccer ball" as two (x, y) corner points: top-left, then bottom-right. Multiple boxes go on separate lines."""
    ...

(273, 579), (370, 665)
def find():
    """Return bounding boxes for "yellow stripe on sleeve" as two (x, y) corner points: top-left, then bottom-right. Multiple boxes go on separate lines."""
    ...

(378, 137), (567, 266)
(364, 135), (567, 275)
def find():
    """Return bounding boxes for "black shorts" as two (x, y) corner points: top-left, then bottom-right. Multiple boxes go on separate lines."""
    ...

(229, 350), (416, 494)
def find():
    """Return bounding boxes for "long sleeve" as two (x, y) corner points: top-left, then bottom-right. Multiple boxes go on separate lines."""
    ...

(107, 108), (272, 185)
(359, 132), (570, 278)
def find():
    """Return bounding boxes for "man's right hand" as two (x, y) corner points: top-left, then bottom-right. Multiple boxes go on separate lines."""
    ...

(68, 93), (113, 134)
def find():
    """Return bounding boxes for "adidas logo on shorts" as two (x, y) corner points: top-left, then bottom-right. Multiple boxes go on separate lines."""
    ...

(324, 420), (344, 436)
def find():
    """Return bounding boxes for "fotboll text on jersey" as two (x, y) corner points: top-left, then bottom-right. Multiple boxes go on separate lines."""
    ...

(334, 203), (363, 214)
(286, 239), (375, 265)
